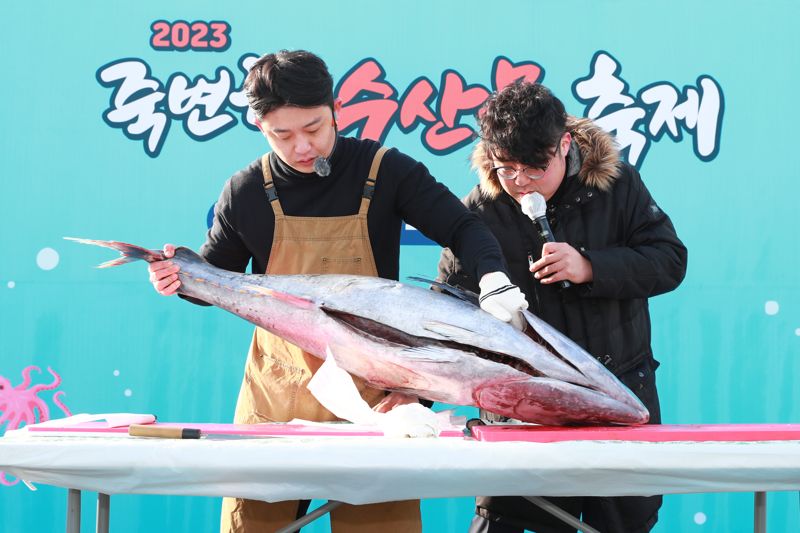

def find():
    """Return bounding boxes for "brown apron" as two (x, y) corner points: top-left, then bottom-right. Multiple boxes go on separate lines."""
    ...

(220, 149), (422, 533)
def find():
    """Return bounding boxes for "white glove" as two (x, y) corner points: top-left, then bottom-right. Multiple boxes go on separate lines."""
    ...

(478, 272), (528, 330)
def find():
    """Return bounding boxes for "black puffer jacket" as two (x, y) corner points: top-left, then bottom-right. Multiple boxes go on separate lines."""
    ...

(437, 118), (686, 530)
(438, 117), (687, 378)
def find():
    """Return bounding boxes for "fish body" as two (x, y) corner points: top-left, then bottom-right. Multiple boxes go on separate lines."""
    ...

(68, 238), (649, 425)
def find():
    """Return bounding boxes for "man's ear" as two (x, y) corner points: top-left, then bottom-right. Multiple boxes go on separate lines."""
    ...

(333, 98), (342, 117)
(561, 131), (572, 153)
(254, 118), (264, 132)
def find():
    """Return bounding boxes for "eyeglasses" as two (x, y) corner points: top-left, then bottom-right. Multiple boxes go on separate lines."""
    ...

(491, 146), (560, 181)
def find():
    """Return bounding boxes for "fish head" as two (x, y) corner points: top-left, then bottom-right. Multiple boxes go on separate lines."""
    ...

(475, 377), (650, 426)
(466, 309), (652, 425)
(463, 308), (652, 425)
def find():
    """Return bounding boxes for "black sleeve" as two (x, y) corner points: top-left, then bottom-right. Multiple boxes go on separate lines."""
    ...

(180, 177), (255, 307)
(392, 153), (506, 280)
(199, 178), (252, 274)
(434, 190), (485, 294)
(581, 166), (688, 299)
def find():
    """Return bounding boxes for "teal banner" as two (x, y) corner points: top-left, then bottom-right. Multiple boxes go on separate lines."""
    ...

(1, 1), (797, 531)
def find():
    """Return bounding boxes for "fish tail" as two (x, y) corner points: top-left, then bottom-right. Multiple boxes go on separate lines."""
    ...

(64, 237), (165, 268)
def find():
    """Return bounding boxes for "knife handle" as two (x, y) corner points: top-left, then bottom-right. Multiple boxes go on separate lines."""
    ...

(128, 425), (201, 439)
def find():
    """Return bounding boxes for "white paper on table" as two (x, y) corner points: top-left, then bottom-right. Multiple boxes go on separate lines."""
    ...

(306, 347), (456, 438)
(6, 413), (156, 437)
(306, 348), (383, 426)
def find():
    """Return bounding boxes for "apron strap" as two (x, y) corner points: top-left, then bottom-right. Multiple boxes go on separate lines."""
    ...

(359, 146), (389, 214)
(261, 153), (285, 216)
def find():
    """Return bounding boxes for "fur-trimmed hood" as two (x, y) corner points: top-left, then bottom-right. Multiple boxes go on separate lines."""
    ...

(474, 116), (621, 199)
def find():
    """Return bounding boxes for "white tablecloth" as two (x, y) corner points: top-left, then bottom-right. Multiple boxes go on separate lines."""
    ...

(2, 432), (799, 504)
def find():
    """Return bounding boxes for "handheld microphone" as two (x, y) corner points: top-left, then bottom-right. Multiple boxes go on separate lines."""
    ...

(520, 192), (571, 289)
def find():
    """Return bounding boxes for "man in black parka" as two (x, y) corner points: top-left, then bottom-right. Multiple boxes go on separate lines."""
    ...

(437, 82), (687, 533)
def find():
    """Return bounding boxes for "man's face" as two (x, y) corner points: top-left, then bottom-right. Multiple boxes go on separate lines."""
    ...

(494, 132), (571, 203)
(257, 103), (339, 174)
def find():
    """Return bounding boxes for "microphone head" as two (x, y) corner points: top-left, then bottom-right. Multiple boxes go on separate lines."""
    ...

(313, 156), (331, 177)
(520, 192), (547, 220)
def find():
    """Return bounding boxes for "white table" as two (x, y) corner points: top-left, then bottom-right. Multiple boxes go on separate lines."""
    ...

(2, 432), (798, 532)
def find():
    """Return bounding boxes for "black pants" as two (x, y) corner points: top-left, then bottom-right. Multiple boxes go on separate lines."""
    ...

(470, 360), (662, 533)
(469, 496), (661, 533)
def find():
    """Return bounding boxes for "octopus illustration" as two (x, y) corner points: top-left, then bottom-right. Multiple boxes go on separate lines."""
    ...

(0, 365), (72, 486)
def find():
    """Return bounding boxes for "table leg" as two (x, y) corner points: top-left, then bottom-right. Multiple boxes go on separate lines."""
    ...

(274, 500), (344, 533)
(524, 496), (601, 533)
(97, 493), (110, 533)
(67, 489), (81, 533)
(754, 492), (766, 533)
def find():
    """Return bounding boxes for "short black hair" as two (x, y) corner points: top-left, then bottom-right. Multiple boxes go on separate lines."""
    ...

(478, 82), (567, 168)
(244, 50), (334, 118)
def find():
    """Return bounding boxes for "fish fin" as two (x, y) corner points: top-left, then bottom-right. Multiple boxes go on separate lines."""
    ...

(64, 237), (164, 267)
(399, 346), (461, 363)
(423, 320), (482, 344)
(242, 284), (316, 309)
(407, 276), (480, 307)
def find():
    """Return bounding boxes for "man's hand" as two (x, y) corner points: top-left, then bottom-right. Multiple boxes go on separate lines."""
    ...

(148, 244), (181, 296)
(478, 272), (528, 330)
(530, 242), (593, 285)
(372, 392), (419, 413)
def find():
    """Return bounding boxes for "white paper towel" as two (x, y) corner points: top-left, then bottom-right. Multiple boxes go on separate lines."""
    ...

(306, 347), (458, 437)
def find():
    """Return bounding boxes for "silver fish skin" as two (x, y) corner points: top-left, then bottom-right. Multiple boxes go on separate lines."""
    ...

(66, 238), (649, 426)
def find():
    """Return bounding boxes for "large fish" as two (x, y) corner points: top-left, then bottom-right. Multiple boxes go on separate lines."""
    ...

(67, 238), (648, 425)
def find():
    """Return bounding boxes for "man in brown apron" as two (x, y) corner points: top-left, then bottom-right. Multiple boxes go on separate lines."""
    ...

(147, 49), (528, 533)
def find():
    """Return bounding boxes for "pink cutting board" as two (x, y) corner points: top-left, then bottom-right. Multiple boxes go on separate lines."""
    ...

(28, 421), (465, 438)
(470, 423), (800, 442)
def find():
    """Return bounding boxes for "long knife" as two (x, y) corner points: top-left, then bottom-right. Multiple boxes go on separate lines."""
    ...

(127, 424), (272, 440)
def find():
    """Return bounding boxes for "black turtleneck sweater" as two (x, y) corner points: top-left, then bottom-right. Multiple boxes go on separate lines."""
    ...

(199, 136), (506, 281)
